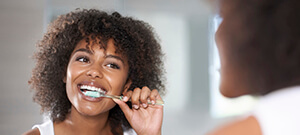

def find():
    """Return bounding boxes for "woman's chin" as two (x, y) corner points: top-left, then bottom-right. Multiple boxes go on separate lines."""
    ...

(219, 85), (247, 98)
(74, 103), (116, 117)
(77, 107), (108, 117)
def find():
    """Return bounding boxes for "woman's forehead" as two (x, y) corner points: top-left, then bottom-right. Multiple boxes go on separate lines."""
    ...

(73, 37), (128, 60)
(74, 37), (113, 52)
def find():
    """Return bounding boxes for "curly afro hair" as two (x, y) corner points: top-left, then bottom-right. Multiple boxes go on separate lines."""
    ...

(29, 9), (165, 133)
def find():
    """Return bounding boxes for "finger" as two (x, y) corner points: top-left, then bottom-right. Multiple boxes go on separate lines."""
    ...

(150, 89), (159, 105)
(140, 86), (151, 108)
(131, 88), (141, 109)
(112, 98), (132, 119)
(122, 90), (132, 102)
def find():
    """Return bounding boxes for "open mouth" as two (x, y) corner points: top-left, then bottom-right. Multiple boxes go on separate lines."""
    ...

(78, 84), (107, 98)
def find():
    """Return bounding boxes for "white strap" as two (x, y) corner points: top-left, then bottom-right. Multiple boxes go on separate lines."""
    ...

(32, 120), (54, 135)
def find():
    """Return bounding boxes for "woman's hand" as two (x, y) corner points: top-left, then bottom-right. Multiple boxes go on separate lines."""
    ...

(113, 86), (163, 135)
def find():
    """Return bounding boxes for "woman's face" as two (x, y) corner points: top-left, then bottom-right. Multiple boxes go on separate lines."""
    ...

(65, 38), (131, 116)
(215, 16), (251, 98)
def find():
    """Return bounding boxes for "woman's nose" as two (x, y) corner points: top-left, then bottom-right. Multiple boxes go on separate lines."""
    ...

(86, 66), (103, 79)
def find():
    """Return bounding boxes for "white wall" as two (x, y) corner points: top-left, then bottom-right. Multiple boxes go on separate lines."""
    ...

(0, 0), (45, 134)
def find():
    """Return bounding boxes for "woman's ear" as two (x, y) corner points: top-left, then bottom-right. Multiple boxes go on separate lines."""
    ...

(63, 76), (66, 83)
(63, 68), (67, 83)
(122, 79), (132, 94)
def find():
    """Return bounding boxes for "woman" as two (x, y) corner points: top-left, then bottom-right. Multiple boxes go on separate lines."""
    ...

(24, 9), (165, 135)
(210, 0), (300, 135)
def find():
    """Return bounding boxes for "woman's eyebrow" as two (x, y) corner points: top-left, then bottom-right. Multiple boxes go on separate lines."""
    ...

(73, 48), (93, 54)
(105, 55), (125, 64)
(74, 49), (125, 64)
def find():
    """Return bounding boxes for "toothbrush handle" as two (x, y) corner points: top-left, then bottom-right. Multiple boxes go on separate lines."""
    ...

(103, 94), (164, 106)
(123, 96), (164, 106)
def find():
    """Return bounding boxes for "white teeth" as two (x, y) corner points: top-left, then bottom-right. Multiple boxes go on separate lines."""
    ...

(80, 85), (105, 93)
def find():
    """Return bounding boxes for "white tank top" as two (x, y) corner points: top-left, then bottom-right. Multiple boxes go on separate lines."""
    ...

(32, 120), (137, 135)
(32, 120), (54, 135)
(252, 86), (300, 135)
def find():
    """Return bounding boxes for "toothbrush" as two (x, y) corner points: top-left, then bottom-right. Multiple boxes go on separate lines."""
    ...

(100, 93), (164, 106)
(83, 91), (164, 106)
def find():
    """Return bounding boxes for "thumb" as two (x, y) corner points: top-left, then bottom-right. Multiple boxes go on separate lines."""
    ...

(113, 98), (133, 118)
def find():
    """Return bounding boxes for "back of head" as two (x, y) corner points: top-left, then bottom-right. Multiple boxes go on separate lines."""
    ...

(219, 0), (300, 95)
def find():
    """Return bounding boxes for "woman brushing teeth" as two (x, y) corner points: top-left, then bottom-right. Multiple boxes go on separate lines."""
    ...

(24, 9), (165, 135)
(65, 38), (132, 115)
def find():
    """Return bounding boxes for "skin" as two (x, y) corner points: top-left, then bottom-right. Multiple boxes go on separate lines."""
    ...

(214, 15), (252, 98)
(209, 6), (262, 135)
(207, 116), (262, 135)
(115, 87), (163, 135)
(23, 38), (163, 135)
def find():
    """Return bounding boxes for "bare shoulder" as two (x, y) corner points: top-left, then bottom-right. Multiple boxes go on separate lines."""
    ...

(207, 116), (262, 135)
(22, 128), (40, 135)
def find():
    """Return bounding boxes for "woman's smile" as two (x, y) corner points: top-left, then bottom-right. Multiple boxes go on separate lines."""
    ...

(65, 37), (131, 115)
(77, 81), (107, 102)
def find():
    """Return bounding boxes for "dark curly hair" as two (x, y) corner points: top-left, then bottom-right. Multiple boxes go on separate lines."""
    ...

(29, 9), (165, 133)
(219, 0), (300, 95)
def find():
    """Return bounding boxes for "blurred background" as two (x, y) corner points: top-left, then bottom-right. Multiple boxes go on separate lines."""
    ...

(0, 0), (257, 134)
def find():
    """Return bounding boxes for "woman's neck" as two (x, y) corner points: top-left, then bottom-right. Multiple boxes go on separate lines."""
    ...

(54, 106), (114, 135)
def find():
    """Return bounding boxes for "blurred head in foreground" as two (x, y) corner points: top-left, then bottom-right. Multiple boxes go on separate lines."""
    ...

(215, 0), (300, 98)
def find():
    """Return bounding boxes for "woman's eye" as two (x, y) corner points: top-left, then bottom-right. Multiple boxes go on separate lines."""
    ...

(76, 56), (89, 63)
(107, 63), (120, 69)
